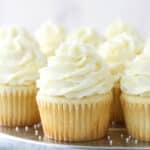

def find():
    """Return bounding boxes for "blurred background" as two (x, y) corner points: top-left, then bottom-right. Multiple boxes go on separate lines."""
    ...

(0, 0), (149, 37)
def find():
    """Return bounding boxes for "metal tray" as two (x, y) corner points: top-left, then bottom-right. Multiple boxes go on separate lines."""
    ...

(0, 123), (150, 150)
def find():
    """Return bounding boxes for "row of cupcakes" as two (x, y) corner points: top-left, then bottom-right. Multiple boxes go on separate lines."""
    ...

(0, 26), (114, 142)
(35, 20), (144, 124)
(0, 20), (149, 142)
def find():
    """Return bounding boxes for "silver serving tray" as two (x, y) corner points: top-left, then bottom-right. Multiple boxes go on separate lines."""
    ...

(0, 123), (150, 150)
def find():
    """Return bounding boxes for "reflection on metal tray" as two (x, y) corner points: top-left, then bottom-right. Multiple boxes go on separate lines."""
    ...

(0, 123), (150, 150)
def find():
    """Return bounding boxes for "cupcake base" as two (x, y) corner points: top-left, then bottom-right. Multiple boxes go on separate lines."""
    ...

(37, 92), (113, 142)
(121, 93), (150, 142)
(0, 84), (40, 127)
(111, 82), (124, 123)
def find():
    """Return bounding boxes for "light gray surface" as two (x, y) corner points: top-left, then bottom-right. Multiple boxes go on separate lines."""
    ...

(1, 126), (150, 150)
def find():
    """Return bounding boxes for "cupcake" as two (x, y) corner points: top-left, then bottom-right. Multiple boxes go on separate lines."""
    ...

(35, 22), (66, 57)
(67, 28), (105, 48)
(121, 40), (150, 142)
(37, 41), (114, 142)
(105, 19), (144, 55)
(0, 26), (46, 127)
(99, 33), (138, 123)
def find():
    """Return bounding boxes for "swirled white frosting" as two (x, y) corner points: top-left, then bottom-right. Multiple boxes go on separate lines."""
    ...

(0, 26), (46, 85)
(121, 40), (150, 96)
(105, 20), (144, 54)
(99, 33), (136, 81)
(67, 28), (105, 48)
(35, 22), (66, 57)
(37, 41), (114, 99)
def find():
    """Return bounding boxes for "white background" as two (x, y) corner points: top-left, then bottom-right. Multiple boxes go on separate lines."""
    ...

(0, 0), (149, 37)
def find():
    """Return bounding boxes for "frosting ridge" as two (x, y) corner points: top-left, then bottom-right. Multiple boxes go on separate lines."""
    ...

(36, 22), (66, 56)
(68, 28), (105, 48)
(121, 41), (150, 95)
(37, 41), (114, 99)
(0, 26), (46, 85)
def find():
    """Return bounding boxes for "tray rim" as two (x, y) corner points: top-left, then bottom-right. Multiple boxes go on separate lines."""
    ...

(1, 132), (150, 150)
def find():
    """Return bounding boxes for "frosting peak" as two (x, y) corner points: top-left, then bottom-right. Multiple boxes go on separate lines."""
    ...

(37, 41), (114, 99)
(67, 28), (105, 48)
(35, 22), (66, 57)
(105, 20), (144, 54)
(121, 39), (150, 95)
(121, 54), (150, 96)
(0, 26), (46, 85)
(106, 20), (140, 38)
(121, 39), (150, 96)
(99, 33), (136, 81)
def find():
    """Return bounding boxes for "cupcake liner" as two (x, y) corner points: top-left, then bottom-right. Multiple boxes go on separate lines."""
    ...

(0, 85), (40, 127)
(37, 92), (113, 142)
(121, 93), (150, 142)
(111, 82), (124, 123)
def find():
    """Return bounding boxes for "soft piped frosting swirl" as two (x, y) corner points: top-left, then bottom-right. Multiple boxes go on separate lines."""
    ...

(0, 26), (46, 85)
(35, 22), (66, 57)
(37, 41), (114, 99)
(68, 28), (105, 48)
(105, 20), (144, 54)
(121, 40), (150, 96)
(99, 33), (136, 81)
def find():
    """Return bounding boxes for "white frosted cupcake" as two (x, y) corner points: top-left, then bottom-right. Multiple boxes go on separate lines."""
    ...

(36, 22), (66, 57)
(67, 28), (105, 48)
(37, 41), (114, 142)
(101, 19), (144, 122)
(0, 26), (46, 127)
(99, 33), (138, 123)
(121, 40), (150, 141)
